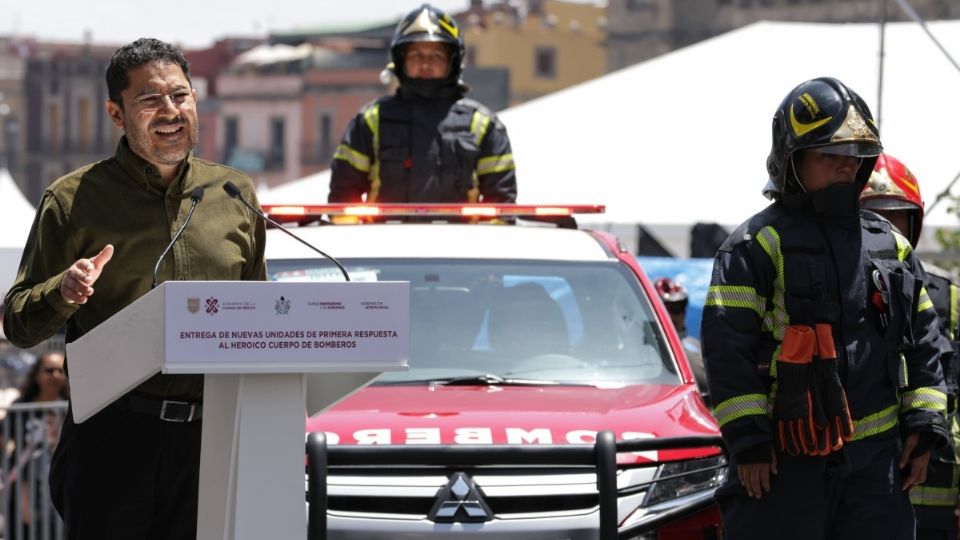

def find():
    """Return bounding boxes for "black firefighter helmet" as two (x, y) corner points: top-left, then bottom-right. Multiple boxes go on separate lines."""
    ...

(765, 77), (882, 196)
(390, 3), (465, 86)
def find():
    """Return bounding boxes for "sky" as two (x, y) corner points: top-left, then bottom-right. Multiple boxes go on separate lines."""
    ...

(2, 0), (600, 48)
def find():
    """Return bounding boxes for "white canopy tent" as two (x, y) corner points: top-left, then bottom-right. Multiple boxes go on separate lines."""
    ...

(0, 168), (35, 304)
(259, 20), (960, 254)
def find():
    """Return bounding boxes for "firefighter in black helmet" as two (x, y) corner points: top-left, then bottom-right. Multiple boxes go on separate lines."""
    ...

(702, 77), (948, 539)
(328, 4), (517, 207)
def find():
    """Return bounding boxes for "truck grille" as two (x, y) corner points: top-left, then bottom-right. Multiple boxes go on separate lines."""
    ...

(312, 466), (657, 520)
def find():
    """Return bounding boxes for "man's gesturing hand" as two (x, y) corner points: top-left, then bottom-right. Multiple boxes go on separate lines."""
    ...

(60, 245), (114, 305)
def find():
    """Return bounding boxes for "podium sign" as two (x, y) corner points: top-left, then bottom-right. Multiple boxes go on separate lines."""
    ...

(65, 280), (409, 540)
(164, 281), (409, 373)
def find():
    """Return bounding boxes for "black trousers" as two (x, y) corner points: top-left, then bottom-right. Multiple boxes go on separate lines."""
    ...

(716, 442), (915, 540)
(49, 398), (202, 540)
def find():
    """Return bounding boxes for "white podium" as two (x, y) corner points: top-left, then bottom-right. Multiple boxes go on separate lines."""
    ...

(66, 281), (409, 540)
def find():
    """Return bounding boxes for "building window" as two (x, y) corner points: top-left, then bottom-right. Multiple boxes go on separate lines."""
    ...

(269, 117), (285, 170)
(319, 113), (333, 163)
(626, 0), (657, 10)
(465, 45), (478, 67)
(224, 116), (239, 163)
(78, 98), (91, 152)
(534, 47), (556, 79)
(48, 103), (60, 152)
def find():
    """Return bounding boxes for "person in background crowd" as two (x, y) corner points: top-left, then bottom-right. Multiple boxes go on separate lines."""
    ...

(2, 37), (266, 539)
(5, 350), (68, 539)
(860, 153), (960, 540)
(654, 277), (708, 403)
(329, 3), (517, 207)
(702, 76), (947, 539)
(15, 351), (68, 404)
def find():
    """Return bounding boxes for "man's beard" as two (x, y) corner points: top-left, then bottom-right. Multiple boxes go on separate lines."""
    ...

(125, 116), (199, 166)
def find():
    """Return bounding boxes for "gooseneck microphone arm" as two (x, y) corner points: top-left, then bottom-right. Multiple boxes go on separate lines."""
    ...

(152, 186), (205, 289)
(222, 181), (351, 282)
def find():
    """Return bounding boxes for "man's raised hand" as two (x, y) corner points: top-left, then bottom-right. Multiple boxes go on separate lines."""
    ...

(60, 245), (114, 305)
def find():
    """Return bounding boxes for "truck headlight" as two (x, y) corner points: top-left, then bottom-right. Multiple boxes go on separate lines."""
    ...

(645, 455), (727, 506)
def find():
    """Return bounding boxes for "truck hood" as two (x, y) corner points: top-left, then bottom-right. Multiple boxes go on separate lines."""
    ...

(306, 383), (719, 463)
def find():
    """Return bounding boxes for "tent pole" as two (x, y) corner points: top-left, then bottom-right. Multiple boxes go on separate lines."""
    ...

(894, 0), (960, 74)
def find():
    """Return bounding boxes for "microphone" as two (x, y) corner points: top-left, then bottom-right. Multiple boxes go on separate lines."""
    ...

(222, 181), (350, 282)
(152, 187), (204, 289)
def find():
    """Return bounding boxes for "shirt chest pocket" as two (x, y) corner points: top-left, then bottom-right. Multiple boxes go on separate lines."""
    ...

(438, 130), (480, 195)
(782, 249), (840, 325)
(377, 146), (408, 188)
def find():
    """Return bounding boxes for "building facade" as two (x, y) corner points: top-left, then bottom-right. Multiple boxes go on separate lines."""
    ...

(22, 43), (119, 203)
(607, 0), (960, 71)
(213, 44), (387, 188)
(0, 39), (27, 188)
(461, 0), (607, 105)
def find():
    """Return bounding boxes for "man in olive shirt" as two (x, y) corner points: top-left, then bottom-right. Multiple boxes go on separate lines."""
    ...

(2, 38), (266, 539)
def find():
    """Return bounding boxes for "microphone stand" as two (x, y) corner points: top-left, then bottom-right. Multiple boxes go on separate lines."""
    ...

(222, 182), (351, 282)
(152, 187), (204, 289)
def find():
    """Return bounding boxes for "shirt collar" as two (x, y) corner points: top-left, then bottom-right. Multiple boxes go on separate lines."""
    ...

(115, 136), (192, 195)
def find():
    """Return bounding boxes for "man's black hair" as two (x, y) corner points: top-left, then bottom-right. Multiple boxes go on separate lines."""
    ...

(105, 38), (191, 105)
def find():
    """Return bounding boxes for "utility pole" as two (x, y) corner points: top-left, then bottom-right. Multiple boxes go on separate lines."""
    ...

(876, 0), (887, 130)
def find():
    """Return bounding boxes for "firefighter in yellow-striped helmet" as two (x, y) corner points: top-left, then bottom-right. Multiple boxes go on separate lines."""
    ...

(389, 4), (465, 90)
(764, 77), (882, 199)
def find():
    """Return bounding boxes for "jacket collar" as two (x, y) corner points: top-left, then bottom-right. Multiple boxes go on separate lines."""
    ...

(115, 136), (191, 195)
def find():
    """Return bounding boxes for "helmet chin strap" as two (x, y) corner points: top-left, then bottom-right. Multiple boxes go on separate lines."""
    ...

(789, 154), (807, 194)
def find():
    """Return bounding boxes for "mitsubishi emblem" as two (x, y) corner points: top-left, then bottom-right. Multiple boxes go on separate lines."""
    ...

(429, 472), (492, 523)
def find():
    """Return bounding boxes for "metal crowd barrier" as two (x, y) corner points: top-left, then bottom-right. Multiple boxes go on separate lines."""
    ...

(0, 401), (68, 540)
(305, 431), (726, 540)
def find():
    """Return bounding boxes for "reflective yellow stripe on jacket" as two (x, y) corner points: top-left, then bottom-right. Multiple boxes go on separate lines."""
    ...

(470, 110), (491, 145)
(901, 387), (948, 414)
(333, 144), (371, 173)
(476, 154), (515, 175)
(951, 283), (959, 340)
(364, 103), (381, 202)
(910, 485), (959, 507)
(917, 287), (934, 313)
(713, 394), (768, 427)
(894, 231), (912, 262)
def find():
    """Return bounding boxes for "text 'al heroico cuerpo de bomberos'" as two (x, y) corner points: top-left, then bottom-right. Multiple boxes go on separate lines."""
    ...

(178, 329), (400, 350)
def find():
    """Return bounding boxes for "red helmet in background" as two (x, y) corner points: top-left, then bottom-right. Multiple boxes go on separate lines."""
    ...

(860, 153), (924, 246)
(654, 278), (688, 311)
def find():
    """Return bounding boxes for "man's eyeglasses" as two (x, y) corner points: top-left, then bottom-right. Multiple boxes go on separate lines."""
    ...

(43, 366), (65, 375)
(130, 90), (193, 111)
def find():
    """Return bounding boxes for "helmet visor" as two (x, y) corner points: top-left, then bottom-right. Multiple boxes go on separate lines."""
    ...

(814, 142), (882, 158)
(860, 197), (921, 212)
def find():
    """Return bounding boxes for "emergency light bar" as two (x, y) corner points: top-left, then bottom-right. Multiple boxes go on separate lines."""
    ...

(261, 203), (605, 223)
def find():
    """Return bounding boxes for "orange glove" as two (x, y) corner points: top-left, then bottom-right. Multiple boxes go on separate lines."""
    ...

(773, 325), (818, 456)
(812, 323), (855, 452)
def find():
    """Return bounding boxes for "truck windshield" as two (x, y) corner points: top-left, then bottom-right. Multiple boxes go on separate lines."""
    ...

(268, 259), (680, 387)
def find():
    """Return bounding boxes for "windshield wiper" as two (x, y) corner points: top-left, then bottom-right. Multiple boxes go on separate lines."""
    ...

(435, 374), (557, 386)
(375, 374), (596, 386)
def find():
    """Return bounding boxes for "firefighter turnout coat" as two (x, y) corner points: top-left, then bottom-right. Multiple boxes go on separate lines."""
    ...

(910, 264), (960, 525)
(702, 202), (948, 463)
(329, 92), (517, 204)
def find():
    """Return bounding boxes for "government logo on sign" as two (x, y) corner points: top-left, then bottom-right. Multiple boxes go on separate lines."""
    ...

(187, 297), (200, 314)
(205, 297), (219, 315)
